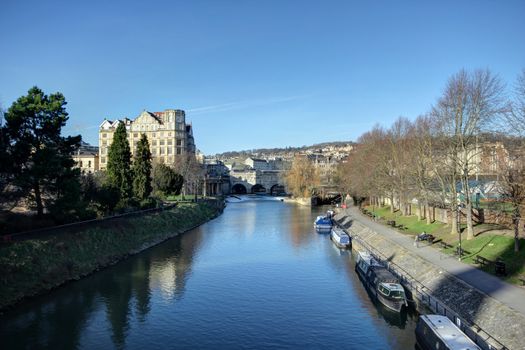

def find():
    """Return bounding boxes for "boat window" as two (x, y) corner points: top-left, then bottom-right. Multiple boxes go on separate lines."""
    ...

(390, 290), (405, 299)
(378, 284), (390, 296)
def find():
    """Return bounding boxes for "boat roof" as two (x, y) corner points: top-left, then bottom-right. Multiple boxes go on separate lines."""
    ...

(420, 315), (481, 350)
(356, 250), (381, 266)
(379, 282), (404, 291)
(332, 228), (346, 235)
(369, 266), (399, 283)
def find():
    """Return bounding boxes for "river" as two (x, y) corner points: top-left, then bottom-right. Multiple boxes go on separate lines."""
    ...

(0, 197), (418, 349)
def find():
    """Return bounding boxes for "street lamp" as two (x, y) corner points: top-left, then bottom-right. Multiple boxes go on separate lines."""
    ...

(457, 204), (462, 261)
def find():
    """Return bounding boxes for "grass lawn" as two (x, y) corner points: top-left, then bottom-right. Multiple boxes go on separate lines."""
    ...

(364, 205), (525, 285)
(365, 205), (445, 234)
(440, 235), (525, 284)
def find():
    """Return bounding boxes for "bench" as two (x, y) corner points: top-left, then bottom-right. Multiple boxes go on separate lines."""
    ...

(474, 255), (494, 267)
(454, 247), (470, 257)
(474, 255), (507, 276)
(439, 241), (453, 249)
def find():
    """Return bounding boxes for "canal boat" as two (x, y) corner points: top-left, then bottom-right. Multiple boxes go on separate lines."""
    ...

(314, 215), (333, 230)
(355, 250), (408, 312)
(415, 315), (481, 350)
(330, 227), (350, 249)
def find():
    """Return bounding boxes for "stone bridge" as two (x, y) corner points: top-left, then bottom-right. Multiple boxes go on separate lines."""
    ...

(230, 169), (286, 195)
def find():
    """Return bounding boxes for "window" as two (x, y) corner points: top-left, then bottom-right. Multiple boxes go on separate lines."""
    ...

(176, 148), (182, 155)
(160, 148), (164, 155)
(159, 140), (165, 146)
(152, 140), (157, 146)
(88, 161), (91, 168)
(152, 149), (156, 155)
(102, 133), (107, 138)
(167, 147), (172, 154)
(167, 139), (172, 145)
(101, 157), (106, 163)
(79, 161), (83, 167)
(133, 133), (138, 138)
(102, 140), (107, 146)
(176, 139), (182, 146)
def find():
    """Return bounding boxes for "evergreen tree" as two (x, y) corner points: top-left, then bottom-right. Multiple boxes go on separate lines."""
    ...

(152, 163), (184, 196)
(2, 87), (81, 216)
(132, 134), (152, 200)
(106, 122), (132, 199)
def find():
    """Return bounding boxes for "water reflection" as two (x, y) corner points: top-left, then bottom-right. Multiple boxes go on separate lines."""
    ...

(0, 225), (203, 350)
(0, 201), (417, 350)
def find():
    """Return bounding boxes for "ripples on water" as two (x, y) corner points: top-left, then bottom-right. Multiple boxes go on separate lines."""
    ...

(0, 197), (417, 349)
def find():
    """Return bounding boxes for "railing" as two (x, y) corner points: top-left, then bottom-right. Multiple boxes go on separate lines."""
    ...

(337, 223), (510, 350)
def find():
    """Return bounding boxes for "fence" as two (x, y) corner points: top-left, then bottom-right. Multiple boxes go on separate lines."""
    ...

(341, 224), (509, 350)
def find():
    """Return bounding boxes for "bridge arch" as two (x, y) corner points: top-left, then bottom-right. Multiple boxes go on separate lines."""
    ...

(232, 183), (247, 194)
(270, 184), (285, 195)
(251, 184), (266, 193)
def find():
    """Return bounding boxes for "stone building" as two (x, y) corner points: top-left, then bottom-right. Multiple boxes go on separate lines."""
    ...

(98, 109), (195, 169)
(72, 141), (99, 174)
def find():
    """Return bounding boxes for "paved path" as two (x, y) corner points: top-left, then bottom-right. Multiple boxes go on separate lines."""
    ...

(343, 206), (525, 316)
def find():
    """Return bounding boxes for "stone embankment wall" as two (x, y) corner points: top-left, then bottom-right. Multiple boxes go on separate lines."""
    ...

(334, 211), (525, 350)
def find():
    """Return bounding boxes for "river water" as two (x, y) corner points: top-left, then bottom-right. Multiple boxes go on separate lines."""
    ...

(0, 197), (418, 349)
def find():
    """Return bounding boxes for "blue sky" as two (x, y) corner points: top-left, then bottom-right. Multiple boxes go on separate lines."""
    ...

(1, 0), (524, 155)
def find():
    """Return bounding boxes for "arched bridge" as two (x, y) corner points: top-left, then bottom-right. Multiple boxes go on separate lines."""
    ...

(230, 170), (286, 195)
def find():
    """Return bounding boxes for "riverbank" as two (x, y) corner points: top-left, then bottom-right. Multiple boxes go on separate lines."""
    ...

(283, 197), (313, 206)
(0, 201), (223, 312)
(334, 207), (525, 350)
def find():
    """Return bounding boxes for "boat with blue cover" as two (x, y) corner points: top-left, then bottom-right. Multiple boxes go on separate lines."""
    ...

(314, 214), (333, 230)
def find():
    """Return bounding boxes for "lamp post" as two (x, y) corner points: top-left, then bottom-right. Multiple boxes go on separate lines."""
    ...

(457, 204), (462, 261)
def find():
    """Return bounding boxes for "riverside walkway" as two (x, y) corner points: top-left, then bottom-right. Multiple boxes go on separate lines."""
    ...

(342, 206), (525, 316)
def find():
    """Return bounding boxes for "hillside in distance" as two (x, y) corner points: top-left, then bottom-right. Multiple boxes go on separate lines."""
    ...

(212, 140), (355, 159)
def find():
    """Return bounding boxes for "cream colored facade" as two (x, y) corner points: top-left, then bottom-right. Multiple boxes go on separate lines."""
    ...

(98, 109), (195, 170)
(72, 151), (99, 174)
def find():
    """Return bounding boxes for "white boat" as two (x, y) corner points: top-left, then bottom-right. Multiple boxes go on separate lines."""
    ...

(314, 215), (332, 230)
(355, 250), (408, 312)
(415, 315), (481, 350)
(330, 227), (350, 248)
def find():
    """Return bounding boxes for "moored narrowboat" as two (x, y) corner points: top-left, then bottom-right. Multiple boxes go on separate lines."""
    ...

(314, 215), (333, 231)
(330, 227), (351, 248)
(355, 250), (408, 312)
(415, 315), (481, 350)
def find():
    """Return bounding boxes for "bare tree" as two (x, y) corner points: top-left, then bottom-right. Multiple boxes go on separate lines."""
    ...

(433, 69), (505, 239)
(173, 154), (204, 200)
(410, 114), (436, 224)
(284, 155), (320, 198)
(505, 68), (525, 135)
(497, 144), (525, 253)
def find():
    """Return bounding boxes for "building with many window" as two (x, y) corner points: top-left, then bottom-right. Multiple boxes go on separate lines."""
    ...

(72, 141), (99, 174)
(98, 109), (195, 169)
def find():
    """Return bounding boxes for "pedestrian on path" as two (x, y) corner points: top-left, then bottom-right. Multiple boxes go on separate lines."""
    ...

(414, 234), (418, 248)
